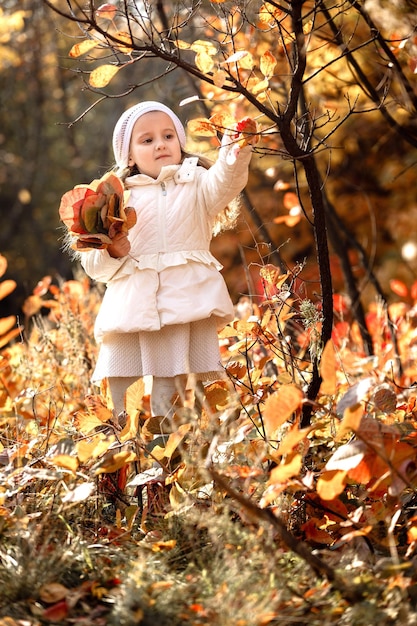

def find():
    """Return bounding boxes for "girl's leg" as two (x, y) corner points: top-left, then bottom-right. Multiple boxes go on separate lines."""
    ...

(150, 375), (187, 418)
(108, 376), (138, 416)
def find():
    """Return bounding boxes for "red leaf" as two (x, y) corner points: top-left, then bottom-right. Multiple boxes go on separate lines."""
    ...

(42, 600), (69, 622)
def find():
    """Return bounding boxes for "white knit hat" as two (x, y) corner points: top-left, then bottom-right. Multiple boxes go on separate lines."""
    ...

(112, 101), (187, 169)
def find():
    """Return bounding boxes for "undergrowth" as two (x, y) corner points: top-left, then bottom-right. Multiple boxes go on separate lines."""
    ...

(1, 259), (417, 624)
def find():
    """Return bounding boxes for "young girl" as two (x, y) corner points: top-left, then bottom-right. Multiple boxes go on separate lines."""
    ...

(80, 101), (257, 422)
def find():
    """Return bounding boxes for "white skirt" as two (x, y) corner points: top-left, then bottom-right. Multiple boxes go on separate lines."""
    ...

(91, 317), (224, 383)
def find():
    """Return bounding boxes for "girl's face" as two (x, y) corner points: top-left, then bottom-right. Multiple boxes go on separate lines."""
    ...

(128, 111), (182, 178)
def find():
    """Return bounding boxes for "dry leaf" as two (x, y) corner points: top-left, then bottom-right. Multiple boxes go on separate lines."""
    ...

(263, 384), (303, 436)
(89, 64), (120, 88)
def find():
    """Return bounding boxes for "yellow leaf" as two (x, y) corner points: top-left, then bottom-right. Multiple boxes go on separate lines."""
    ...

(259, 265), (289, 287)
(89, 64), (120, 88)
(174, 39), (191, 50)
(269, 451), (303, 483)
(209, 112), (236, 133)
(190, 39), (217, 55)
(316, 469), (348, 501)
(319, 340), (337, 395)
(113, 30), (133, 55)
(260, 50), (277, 78)
(195, 51), (215, 73)
(69, 39), (100, 58)
(125, 378), (145, 415)
(50, 454), (79, 473)
(246, 76), (269, 95)
(187, 117), (218, 137)
(259, 2), (283, 23)
(336, 403), (364, 441)
(263, 384), (303, 437)
(120, 410), (139, 442)
(76, 435), (113, 463)
(213, 69), (227, 87)
(274, 422), (319, 457)
(164, 423), (192, 460)
(75, 412), (104, 435)
(95, 450), (136, 474)
(239, 51), (254, 70)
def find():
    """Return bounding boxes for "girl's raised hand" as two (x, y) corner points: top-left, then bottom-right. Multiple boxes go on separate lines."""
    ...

(235, 117), (259, 146)
(107, 231), (131, 258)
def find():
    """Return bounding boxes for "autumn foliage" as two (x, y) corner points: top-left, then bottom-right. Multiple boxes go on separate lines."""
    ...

(59, 172), (137, 251)
(1, 254), (417, 622)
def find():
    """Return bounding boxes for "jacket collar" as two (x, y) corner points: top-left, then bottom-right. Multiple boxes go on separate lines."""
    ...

(125, 157), (199, 188)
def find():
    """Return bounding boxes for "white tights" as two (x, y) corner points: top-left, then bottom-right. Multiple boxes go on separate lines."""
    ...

(108, 375), (187, 418)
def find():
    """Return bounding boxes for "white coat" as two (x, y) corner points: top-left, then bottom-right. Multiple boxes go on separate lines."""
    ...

(81, 140), (253, 342)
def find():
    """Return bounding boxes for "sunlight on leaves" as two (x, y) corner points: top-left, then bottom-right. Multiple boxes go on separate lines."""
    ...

(69, 39), (100, 58)
(263, 384), (303, 436)
(89, 64), (120, 88)
(316, 469), (348, 500)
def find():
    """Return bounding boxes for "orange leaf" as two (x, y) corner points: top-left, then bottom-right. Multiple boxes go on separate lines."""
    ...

(268, 451), (303, 484)
(96, 3), (118, 19)
(0, 280), (16, 301)
(225, 361), (247, 379)
(0, 254), (7, 278)
(390, 278), (408, 298)
(273, 214), (301, 227)
(319, 340), (337, 395)
(336, 403), (364, 441)
(0, 325), (22, 348)
(283, 192), (300, 209)
(275, 422), (318, 457)
(260, 50), (277, 78)
(84, 395), (114, 423)
(316, 469), (348, 500)
(301, 518), (334, 544)
(263, 384), (303, 436)
(0, 315), (17, 336)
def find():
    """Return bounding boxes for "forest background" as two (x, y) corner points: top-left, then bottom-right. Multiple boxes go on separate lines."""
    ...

(1, 0), (417, 624)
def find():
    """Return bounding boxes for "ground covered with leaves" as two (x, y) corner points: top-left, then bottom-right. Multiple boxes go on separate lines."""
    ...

(1, 255), (417, 625)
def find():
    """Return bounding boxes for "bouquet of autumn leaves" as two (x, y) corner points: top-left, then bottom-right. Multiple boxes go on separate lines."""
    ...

(59, 172), (136, 251)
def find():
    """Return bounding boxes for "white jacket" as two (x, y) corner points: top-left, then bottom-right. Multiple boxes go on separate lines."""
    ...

(81, 140), (252, 342)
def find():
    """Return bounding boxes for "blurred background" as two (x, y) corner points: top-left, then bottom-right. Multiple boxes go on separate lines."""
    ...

(1, 0), (417, 319)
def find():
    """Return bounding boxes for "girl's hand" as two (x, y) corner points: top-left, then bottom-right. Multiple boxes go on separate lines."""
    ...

(235, 117), (259, 146)
(107, 232), (131, 258)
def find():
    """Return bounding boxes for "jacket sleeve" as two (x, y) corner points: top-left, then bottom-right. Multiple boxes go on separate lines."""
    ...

(197, 136), (253, 218)
(80, 248), (127, 283)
